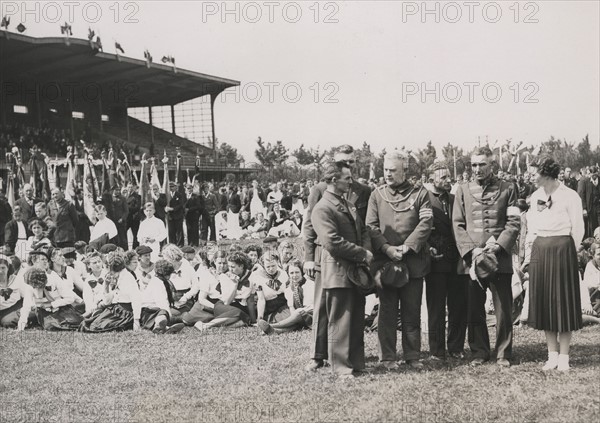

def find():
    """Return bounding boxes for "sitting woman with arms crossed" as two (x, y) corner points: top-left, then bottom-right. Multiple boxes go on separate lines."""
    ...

(193, 250), (253, 332)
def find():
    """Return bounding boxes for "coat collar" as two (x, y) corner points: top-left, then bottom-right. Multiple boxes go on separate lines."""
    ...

(386, 180), (413, 196)
(323, 190), (357, 217)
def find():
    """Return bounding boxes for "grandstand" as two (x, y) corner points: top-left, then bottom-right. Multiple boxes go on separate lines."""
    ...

(0, 31), (253, 182)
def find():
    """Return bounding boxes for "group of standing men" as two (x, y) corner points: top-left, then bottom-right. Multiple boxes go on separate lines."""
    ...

(304, 145), (520, 377)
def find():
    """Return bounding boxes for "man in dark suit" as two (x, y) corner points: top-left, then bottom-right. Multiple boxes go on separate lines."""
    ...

(425, 163), (466, 360)
(311, 162), (372, 377)
(111, 186), (129, 250)
(47, 187), (79, 248)
(577, 168), (599, 238)
(217, 186), (228, 212)
(200, 183), (220, 242)
(127, 183), (142, 249)
(151, 183), (167, 222)
(280, 184), (293, 211)
(303, 144), (372, 371)
(15, 183), (40, 222)
(227, 184), (242, 214)
(165, 181), (185, 246)
(266, 203), (289, 234)
(0, 191), (12, 246)
(4, 205), (31, 257)
(453, 146), (520, 367)
(184, 183), (202, 247)
(366, 151), (433, 370)
(563, 167), (578, 191)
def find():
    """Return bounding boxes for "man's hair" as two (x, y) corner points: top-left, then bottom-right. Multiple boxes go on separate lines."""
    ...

(322, 162), (349, 184)
(384, 150), (410, 170)
(335, 144), (354, 155)
(428, 162), (450, 179)
(472, 146), (494, 157)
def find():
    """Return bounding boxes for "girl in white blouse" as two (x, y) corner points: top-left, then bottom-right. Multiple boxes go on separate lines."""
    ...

(138, 259), (184, 334)
(21, 265), (83, 331)
(524, 158), (585, 371)
(80, 250), (141, 332)
(193, 251), (253, 331)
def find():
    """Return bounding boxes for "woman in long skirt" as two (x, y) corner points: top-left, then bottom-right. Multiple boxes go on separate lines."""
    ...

(80, 250), (141, 332)
(138, 259), (184, 334)
(524, 158), (585, 371)
(193, 250), (253, 331)
(21, 266), (83, 331)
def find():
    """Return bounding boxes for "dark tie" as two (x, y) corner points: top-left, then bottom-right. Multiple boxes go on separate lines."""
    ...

(537, 196), (552, 212)
(291, 283), (303, 309)
(0, 288), (13, 300)
(266, 276), (281, 291)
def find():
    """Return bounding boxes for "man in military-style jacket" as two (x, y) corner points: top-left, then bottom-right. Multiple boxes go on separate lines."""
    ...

(366, 151), (433, 370)
(452, 147), (520, 367)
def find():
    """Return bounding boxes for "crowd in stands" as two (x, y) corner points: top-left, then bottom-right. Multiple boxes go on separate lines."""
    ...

(1, 142), (599, 377)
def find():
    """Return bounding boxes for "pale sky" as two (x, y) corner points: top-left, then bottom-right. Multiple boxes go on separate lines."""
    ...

(3, 0), (599, 162)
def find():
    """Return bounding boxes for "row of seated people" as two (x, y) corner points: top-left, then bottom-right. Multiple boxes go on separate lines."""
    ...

(2, 238), (597, 337)
(0, 242), (324, 335)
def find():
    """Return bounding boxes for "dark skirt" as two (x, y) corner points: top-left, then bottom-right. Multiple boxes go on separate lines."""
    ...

(140, 307), (169, 330)
(264, 294), (291, 324)
(214, 301), (250, 324)
(170, 289), (195, 318)
(37, 304), (83, 331)
(0, 299), (23, 328)
(181, 297), (219, 325)
(79, 303), (134, 333)
(528, 236), (583, 332)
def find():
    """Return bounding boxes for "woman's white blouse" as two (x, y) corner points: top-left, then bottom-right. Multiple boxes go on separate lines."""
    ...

(111, 269), (142, 319)
(526, 184), (584, 246)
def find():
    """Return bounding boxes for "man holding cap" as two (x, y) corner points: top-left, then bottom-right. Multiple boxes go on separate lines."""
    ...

(366, 150), (433, 370)
(453, 146), (520, 367)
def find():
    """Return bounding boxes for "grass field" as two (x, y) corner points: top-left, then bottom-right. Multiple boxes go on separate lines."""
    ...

(1, 324), (599, 423)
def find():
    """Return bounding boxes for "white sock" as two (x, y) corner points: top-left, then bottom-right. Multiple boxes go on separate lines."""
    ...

(542, 351), (559, 371)
(557, 354), (570, 371)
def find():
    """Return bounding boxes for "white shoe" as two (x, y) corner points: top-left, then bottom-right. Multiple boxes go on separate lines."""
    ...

(557, 354), (570, 371)
(542, 351), (559, 371)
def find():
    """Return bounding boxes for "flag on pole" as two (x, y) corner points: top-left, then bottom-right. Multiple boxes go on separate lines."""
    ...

(6, 175), (15, 210)
(60, 22), (72, 36)
(1, 16), (10, 30)
(150, 158), (160, 189)
(83, 152), (98, 224)
(162, 151), (171, 243)
(115, 41), (125, 54)
(139, 154), (151, 207)
(144, 49), (153, 68)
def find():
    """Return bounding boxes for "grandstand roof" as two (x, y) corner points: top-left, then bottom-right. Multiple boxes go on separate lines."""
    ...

(0, 32), (240, 107)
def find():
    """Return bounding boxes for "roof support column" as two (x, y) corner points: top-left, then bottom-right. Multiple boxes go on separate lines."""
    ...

(125, 101), (130, 142)
(171, 104), (176, 135)
(68, 97), (74, 143)
(210, 94), (217, 162)
(98, 95), (103, 132)
(36, 84), (42, 127)
(149, 104), (154, 145)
